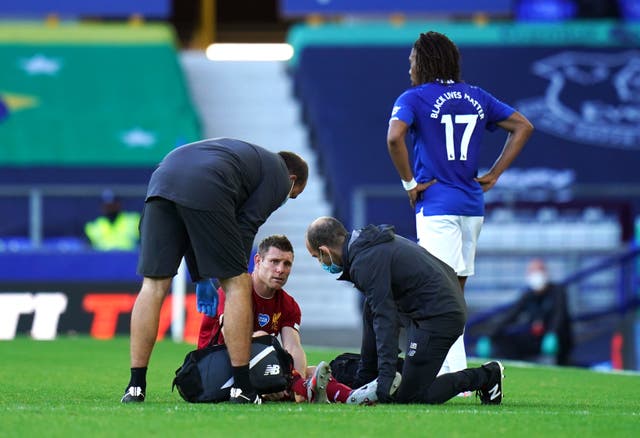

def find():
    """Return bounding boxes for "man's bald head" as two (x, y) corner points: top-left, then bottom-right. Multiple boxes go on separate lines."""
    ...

(305, 216), (348, 250)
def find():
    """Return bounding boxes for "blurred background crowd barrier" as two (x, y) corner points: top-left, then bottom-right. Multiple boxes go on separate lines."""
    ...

(0, 0), (639, 371)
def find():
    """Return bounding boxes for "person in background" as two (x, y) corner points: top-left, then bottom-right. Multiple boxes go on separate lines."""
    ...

(476, 258), (574, 365)
(85, 189), (140, 251)
(386, 31), (534, 376)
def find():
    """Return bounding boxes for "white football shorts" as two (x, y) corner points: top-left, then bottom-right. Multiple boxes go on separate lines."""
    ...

(415, 214), (483, 277)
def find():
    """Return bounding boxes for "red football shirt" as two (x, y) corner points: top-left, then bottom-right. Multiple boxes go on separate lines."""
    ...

(197, 286), (301, 349)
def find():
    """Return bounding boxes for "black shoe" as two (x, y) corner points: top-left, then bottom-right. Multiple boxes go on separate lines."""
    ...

(121, 386), (145, 403)
(477, 361), (504, 405)
(229, 387), (262, 404)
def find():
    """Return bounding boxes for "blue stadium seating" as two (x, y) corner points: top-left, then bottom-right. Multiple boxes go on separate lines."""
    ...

(292, 40), (640, 239)
(294, 46), (417, 237)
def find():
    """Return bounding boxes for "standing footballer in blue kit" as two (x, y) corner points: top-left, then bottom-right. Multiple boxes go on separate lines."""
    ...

(386, 31), (534, 376)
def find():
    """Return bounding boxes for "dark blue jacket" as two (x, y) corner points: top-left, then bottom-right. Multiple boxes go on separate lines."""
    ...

(147, 137), (290, 258)
(338, 224), (466, 384)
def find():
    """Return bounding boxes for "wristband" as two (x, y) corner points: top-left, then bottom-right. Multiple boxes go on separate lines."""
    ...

(401, 178), (417, 191)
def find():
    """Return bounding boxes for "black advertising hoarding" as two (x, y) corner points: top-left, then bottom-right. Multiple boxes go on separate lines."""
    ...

(0, 282), (200, 343)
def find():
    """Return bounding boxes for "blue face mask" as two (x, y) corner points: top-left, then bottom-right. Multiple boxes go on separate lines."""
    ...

(319, 249), (343, 274)
(322, 262), (343, 274)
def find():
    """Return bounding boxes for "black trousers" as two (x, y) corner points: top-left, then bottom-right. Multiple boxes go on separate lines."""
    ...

(396, 314), (489, 404)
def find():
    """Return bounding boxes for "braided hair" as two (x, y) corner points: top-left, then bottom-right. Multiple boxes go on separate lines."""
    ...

(412, 31), (461, 84)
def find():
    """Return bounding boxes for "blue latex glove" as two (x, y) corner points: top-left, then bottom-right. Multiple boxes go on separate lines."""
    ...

(195, 279), (219, 317)
(541, 332), (559, 356)
(476, 336), (492, 358)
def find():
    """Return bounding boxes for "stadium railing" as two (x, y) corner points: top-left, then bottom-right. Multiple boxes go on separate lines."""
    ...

(0, 184), (147, 247)
(466, 244), (640, 369)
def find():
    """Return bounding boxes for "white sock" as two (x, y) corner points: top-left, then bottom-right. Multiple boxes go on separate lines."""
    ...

(437, 334), (467, 376)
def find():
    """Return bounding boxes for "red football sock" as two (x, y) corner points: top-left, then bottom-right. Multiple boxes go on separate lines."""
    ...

(290, 370), (308, 400)
(326, 377), (352, 403)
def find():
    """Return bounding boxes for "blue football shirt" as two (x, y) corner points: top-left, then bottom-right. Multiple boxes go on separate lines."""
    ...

(390, 82), (514, 216)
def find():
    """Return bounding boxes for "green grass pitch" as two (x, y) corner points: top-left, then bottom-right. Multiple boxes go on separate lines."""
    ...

(0, 337), (638, 437)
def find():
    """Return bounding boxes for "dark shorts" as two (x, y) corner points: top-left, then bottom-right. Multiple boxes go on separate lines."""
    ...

(137, 197), (248, 281)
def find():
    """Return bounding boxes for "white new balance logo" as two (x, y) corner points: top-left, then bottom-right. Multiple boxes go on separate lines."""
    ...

(128, 387), (143, 397)
(488, 383), (501, 400)
(264, 364), (280, 376)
